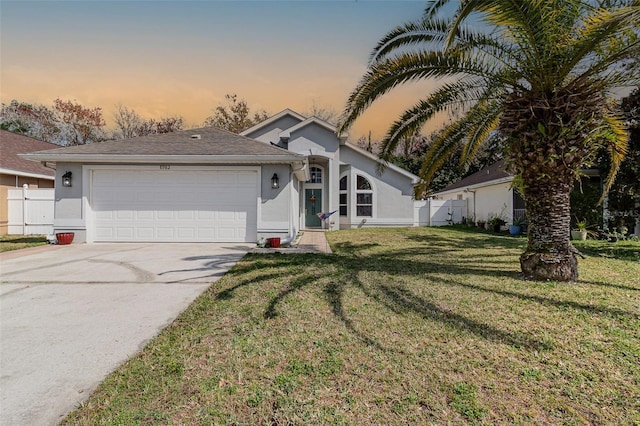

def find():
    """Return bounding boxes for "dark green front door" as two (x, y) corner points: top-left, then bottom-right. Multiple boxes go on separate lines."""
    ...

(305, 189), (322, 228)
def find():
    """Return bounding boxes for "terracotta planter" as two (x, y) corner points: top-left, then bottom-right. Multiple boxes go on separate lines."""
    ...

(56, 232), (75, 245)
(267, 237), (281, 248)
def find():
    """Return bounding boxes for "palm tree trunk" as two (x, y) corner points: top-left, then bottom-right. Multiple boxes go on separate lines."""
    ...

(520, 175), (578, 281)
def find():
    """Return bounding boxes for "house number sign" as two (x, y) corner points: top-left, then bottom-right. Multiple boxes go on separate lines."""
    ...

(159, 164), (171, 170)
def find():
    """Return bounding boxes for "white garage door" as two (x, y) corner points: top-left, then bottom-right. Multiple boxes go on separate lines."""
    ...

(91, 169), (258, 242)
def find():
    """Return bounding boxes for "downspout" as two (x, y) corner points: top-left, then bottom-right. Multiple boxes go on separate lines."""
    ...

(464, 188), (476, 222)
(41, 161), (56, 171)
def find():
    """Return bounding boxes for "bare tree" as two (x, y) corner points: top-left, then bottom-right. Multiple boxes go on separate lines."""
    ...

(113, 105), (184, 139)
(113, 104), (142, 139)
(204, 94), (269, 133)
(303, 100), (339, 124)
(53, 98), (106, 145)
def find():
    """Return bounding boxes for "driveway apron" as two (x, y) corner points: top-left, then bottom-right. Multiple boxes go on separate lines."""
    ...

(0, 243), (251, 426)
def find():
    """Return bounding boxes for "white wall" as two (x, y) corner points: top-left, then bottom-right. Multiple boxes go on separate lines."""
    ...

(340, 146), (415, 227)
(475, 182), (512, 223)
(258, 164), (293, 240)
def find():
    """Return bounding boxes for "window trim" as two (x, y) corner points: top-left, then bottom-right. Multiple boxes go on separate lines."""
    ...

(339, 175), (348, 216)
(355, 174), (373, 217)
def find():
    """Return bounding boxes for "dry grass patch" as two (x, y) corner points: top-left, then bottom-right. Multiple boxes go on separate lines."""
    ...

(62, 226), (640, 425)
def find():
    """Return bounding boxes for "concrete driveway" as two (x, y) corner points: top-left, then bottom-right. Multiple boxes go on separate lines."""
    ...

(0, 242), (252, 426)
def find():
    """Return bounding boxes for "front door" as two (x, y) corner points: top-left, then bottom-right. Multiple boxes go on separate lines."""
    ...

(305, 189), (322, 228)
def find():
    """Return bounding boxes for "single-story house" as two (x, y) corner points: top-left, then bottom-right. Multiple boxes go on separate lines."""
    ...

(431, 160), (523, 225)
(1, 130), (57, 235)
(432, 159), (604, 227)
(22, 110), (421, 244)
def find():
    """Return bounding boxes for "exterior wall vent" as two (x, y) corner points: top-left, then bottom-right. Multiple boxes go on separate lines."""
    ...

(191, 134), (201, 139)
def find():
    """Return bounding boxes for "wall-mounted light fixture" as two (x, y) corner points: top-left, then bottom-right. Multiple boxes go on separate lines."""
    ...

(271, 173), (280, 189)
(62, 171), (73, 187)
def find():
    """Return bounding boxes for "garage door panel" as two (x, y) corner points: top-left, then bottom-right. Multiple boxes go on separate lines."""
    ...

(116, 210), (134, 220)
(92, 169), (258, 242)
(116, 227), (134, 239)
(136, 211), (154, 220)
(136, 227), (154, 239)
(157, 228), (175, 239)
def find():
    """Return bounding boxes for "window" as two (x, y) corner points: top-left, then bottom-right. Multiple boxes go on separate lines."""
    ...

(339, 176), (348, 216)
(356, 175), (372, 216)
(357, 175), (371, 190)
(308, 166), (322, 184)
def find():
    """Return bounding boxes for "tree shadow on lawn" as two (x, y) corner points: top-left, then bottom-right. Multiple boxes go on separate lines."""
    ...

(214, 237), (638, 354)
(405, 228), (526, 251)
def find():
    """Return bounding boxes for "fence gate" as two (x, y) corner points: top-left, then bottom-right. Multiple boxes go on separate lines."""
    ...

(429, 199), (467, 226)
(7, 186), (55, 235)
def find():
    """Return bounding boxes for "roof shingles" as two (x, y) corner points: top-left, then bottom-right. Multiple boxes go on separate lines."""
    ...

(24, 127), (304, 158)
(0, 130), (58, 177)
(437, 160), (512, 193)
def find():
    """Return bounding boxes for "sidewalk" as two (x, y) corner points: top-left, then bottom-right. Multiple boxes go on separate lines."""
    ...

(252, 229), (332, 254)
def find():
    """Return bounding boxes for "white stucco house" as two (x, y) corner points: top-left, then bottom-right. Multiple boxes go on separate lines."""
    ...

(431, 160), (525, 226)
(22, 109), (422, 244)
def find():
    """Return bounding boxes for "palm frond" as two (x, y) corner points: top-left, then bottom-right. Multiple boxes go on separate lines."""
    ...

(338, 49), (505, 134)
(369, 19), (450, 64)
(598, 111), (629, 199)
(376, 79), (490, 165)
(562, 3), (640, 80)
(424, 0), (454, 19)
(414, 116), (479, 196)
(459, 100), (502, 170)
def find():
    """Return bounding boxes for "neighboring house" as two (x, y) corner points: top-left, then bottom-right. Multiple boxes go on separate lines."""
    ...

(432, 160), (601, 226)
(21, 111), (421, 244)
(1, 130), (57, 235)
(431, 160), (524, 225)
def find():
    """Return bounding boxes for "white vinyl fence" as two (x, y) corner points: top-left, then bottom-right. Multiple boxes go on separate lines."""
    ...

(428, 199), (467, 226)
(414, 199), (467, 227)
(7, 186), (55, 235)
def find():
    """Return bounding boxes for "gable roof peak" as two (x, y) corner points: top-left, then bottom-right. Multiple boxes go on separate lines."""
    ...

(240, 109), (307, 136)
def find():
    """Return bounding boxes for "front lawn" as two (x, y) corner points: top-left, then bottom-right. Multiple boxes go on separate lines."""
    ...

(0, 235), (47, 252)
(62, 227), (639, 425)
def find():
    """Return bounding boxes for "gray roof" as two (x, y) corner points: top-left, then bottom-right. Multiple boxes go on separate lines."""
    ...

(22, 126), (305, 163)
(437, 160), (512, 193)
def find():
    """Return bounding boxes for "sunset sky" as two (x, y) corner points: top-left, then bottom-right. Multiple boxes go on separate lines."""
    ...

(1, 0), (447, 141)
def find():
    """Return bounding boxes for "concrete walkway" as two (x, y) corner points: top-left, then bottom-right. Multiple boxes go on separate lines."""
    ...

(252, 229), (332, 254)
(297, 229), (332, 253)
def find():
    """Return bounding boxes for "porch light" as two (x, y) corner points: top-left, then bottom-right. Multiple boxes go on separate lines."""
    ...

(271, 173), (280, 189)
(62, 171), (72, 187)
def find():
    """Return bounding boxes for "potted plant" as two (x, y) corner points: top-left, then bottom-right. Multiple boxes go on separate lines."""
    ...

(571, 217), (588, 241)
(488, 214), (507, 232)
(509, 217), (523, 235)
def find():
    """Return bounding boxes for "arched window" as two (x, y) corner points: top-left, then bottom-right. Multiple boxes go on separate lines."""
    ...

(339, 175), (348, 216)
(308, 166), (323, 184)
(356, 175), (372, 217)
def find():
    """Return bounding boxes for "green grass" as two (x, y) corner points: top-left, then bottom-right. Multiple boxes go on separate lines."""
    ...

(0, 235), (47, 252)
(62, 226), (640, 425)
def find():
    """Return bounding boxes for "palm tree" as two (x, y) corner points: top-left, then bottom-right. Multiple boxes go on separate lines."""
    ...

(337, 0), (639, 281)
